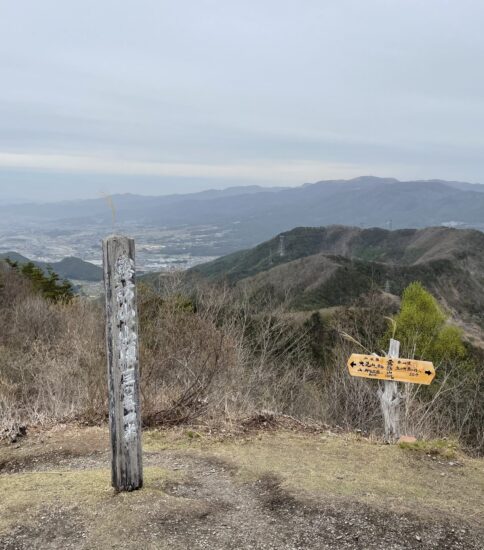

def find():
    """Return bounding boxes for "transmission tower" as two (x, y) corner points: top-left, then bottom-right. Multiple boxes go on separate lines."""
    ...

(279, 235), (286, 257)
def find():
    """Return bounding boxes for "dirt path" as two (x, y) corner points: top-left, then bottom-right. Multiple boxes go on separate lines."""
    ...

(144, 452), (481, 550)
(0, 427), (483, 549)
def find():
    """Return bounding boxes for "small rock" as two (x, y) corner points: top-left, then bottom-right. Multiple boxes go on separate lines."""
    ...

(398, 435), (417, 444)
(416, 535), (422, 542)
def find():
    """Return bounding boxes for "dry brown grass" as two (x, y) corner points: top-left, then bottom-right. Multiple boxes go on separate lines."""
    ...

(1, 267), (483, 455)
(0, 269), (106, 434)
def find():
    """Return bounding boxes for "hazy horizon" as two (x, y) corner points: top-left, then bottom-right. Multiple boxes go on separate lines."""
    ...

(1, 1), (483, 202)
(2, 174), (484, 206)
(0, 176), (291, 204)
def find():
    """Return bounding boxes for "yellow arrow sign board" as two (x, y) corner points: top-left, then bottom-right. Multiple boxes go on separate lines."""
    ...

(347, 354), (435, 385)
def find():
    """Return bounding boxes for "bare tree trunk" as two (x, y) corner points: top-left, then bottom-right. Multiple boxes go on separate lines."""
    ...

(378, 338), (401, 443)
(103, 235), (143, 491)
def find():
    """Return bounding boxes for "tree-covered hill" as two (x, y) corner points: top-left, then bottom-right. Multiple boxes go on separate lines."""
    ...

(188, 225), (484, 325)
(0, 252), (103, 282)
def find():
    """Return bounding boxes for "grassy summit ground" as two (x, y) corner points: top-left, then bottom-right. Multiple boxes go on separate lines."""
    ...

(1, 425), (483, 549)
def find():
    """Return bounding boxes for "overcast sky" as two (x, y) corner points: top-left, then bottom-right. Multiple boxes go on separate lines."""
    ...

(1, 0), (483, 202)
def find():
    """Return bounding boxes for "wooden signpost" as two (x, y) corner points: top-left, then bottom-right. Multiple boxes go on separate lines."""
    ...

(347, 338), (435, 442)
(347, 351), (435, 384)
(103, 235), (143, 491)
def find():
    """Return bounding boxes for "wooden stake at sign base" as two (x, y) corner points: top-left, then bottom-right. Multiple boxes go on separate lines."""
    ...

(103, 235), (143, 491)
(378, 339), (401, 443)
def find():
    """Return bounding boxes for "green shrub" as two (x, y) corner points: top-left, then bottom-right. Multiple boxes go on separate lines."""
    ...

(389, 281), (465, 362)
(6, 259), (74, 303)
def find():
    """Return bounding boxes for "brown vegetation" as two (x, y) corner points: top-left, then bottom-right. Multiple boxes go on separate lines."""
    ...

(0, 266), (105, 434)
(0, 265), (483, 454)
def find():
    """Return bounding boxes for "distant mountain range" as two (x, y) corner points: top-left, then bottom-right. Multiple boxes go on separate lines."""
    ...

(2, 177), (484, 252)
(189, 225), (484, 329)
(0, 252), (103, 282)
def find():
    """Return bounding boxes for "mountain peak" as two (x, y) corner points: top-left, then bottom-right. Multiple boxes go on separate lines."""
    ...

(349, 176), (400, 184)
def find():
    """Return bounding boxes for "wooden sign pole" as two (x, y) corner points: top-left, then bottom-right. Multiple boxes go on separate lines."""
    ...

(378, 338), (401, 443)
(103, 235), (143, 491)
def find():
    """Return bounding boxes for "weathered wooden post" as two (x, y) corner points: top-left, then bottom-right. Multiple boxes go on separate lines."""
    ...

(103, 235), (143, 491)
(378, 338), (401, 443)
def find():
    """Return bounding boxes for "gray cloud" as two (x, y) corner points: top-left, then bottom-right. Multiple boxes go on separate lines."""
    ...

(0, 0), (483, 200)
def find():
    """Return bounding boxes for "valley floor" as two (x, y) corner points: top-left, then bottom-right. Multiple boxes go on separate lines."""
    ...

(0, 425), (483, 550)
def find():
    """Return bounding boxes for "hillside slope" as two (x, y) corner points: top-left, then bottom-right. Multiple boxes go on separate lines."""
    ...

(189, 226), (484, 322)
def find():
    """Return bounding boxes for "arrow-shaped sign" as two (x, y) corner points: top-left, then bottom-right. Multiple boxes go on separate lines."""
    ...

(347, 353), (435, 385)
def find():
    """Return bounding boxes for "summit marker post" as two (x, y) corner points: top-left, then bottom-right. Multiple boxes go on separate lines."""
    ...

(103, 235), (143, 491)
